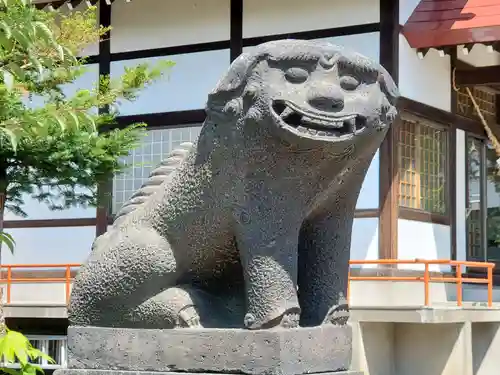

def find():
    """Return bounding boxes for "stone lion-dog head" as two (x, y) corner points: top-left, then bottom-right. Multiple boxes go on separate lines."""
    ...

(204, 39), (399, 154)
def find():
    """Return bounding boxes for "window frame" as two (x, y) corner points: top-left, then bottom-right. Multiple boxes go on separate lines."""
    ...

(397, 112), (450, 224)
(110, 124), (203, 217)
(464, 133), (500, 265)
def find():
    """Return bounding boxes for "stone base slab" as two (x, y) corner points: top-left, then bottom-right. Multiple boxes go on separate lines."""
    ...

(67, 325), (351, 375)
(55, 371), (362, 375)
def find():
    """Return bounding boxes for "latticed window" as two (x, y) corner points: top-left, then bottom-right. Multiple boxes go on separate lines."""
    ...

(112, 126), (202, 214)
(398, 115), (448, 214)
(457, 86), (497, 125)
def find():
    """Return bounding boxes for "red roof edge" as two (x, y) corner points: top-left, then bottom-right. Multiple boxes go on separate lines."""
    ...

(402, 0), (500, 49)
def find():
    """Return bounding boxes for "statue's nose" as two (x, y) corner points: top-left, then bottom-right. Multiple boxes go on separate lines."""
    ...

(307, 85), (344, 112)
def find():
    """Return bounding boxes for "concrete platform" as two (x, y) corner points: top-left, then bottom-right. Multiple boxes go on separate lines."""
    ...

(54, 371), (362, 375)
(67, 325), (351, 375)
(350, 305), (500, 323)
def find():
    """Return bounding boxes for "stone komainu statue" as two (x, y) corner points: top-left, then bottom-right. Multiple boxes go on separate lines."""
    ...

(69, 40), (399, 330)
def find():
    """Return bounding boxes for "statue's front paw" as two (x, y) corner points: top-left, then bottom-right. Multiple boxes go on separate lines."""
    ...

(322, 303), (349, 326)
(244, 307), (300, 329)
(280, 311), (300, 328)
(178, 305), (203, 328)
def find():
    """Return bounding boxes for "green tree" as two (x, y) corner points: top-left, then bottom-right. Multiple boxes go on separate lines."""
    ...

(0, 0), (174, 373)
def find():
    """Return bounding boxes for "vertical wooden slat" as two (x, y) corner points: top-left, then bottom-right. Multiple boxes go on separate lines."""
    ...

(96, 0), (112, 237)
(378, 0), (400, 260)
(230, 0), (243, 63)
(450, 48), (458, 260)
(415, 123), (421, 209)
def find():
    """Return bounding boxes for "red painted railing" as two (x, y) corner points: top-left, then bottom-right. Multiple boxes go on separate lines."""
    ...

(348, 259), (495, 307)
(0, 260), (496, 307)
(0, 263), (80, 304)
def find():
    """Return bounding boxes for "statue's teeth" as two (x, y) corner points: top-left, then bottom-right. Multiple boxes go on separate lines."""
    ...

(280, 107), (295, 119)
(344, 118), (356, 132)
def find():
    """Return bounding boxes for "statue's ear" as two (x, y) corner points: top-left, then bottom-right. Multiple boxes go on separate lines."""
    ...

(206, 50), (270, 110)
(377, 66), (399, 107)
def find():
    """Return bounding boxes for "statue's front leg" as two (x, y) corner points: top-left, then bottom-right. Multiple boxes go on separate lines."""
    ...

(234, 205), (301, 330)
(298, 193), (358, 327)
(298, 208), (352, 327)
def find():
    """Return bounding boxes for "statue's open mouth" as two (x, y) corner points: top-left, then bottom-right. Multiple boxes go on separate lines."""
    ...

(271, 99), (365, 138)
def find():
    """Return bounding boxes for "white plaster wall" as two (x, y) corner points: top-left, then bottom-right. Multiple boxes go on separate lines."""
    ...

(397, 219), (451, 271)
(242, 0), (379, 38)
(457, 44), (500, 67)
(356, 150), (379, 210)
(111, 0), (230, 53)
(399, 35), (451, 112)
(110, 50), (230, 115)
(5, 283), (68, 305)
(350, 218), (379, 265)
(317, 32), (380, 63)
(456, 129), (467, 262)
(1, 226), (96, 264)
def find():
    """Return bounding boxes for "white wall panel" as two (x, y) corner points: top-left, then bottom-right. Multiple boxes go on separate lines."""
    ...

(243, 0), (379, 38)
(399, 35), (451, 112)
(350, 218), (379, 266)
(111, 0), (230, 53)
(110, 51), (230, 115)
(398, 219), (451, 272)
(2, 226), (96, 264)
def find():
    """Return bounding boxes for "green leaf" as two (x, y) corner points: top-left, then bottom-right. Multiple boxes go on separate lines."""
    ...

(33, 22), (54, 45)
(27, 348), (54, 364)
(11, 30), (31, 49)
(0, 31), (13, 51)
(54, 44), (64, 61)
(1, 367), (22, 375)
(53, 115), (66, 131)
(82, 112), (97, 131)
(0, 231), (16, 254)
(67, 111), (79, 129)
(7, 63), (26, 80)
(27, 54), (43, 75)
(0, 21), (12, 40)
(2, 69), (14, 91)
(21, 364), (41, 375)
(0, 330), (30, 365)
(0, 127), (18, 153)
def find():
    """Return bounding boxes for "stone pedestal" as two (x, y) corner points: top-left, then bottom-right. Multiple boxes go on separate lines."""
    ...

(55, 325), (358, 375)
(55, 371), (362, 375)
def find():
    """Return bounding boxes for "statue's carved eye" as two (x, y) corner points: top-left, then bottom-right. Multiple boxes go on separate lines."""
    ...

(284, 67), (309, 84)
(340, 75), (360, 91)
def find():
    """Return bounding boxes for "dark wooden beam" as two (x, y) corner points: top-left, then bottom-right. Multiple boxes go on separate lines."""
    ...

(454, 65), (500, 86)
(4, 218), (96, 229)
(242, 23), (379, 47)
(450, 49), (458, 261)
(230, 0), (243, 63)
(378, 0), (399, 260)
(106, 110), (206, 132)
(96, 0), (112, 237)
